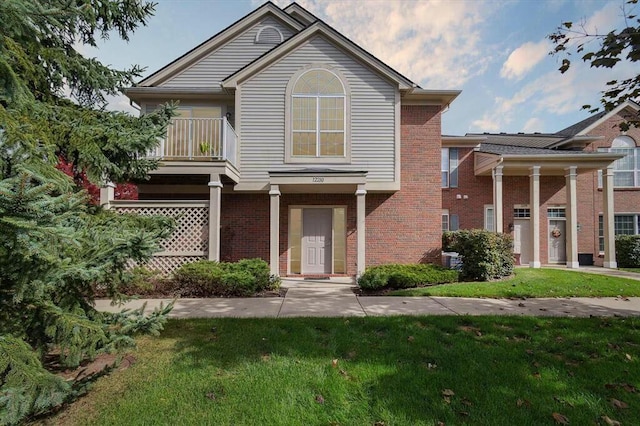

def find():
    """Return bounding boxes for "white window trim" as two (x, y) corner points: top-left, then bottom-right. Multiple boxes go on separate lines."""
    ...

(597, 135), (639, 188)
(255, 25), (284, 44)
(284, 64), (351, 164)
(484, 205), (494, 232)
(442, 209), (449, 232)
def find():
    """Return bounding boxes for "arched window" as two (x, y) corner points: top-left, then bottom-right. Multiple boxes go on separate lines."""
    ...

(610, 135), (638, 187)
(286, 67), (350, 162)
(255, 26), (283, 44)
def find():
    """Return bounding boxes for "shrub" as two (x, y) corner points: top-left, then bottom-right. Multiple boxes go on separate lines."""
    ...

(446, 229), (514, 281)
(172, 258), (280, 297)
(358, 264), (458, 290)
(615, 235), (640, 268)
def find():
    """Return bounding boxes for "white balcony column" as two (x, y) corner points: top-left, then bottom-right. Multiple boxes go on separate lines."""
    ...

(269, 185), (281, 276)
(99, 182), (116, 210)
(602, 166), (617, 268)
(356, 184), (367, 278)
(529, 166), (541, 268)
(492, 165), (504, 233)
(208, 176), (223, 261)
(565, 166), (579, 269)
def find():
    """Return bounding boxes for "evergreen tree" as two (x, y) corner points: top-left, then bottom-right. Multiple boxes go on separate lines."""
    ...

(0, 1), (176, 423)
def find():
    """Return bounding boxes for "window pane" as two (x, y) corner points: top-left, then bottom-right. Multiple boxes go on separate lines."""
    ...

(485, 207), (494, 232)
(319, 97), (344, 131)
(293, 132), (316, 156)
(290, 208), (302, 274)
(292, 97), (317, 131)
(614, 171), (634, 187)
(319, 132), (344, 156)
(599, 215), (604, 252)
(294, 70), (344, 95)
(442, 214), (449, 232)
(547, 208), (566, 218)
(614, 215), (635, 234)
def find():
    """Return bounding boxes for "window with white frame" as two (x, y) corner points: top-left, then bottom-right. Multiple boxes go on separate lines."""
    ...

(442, 210), (459, 232)
(597, 136), (639, 187)
(484, 205), (495, 232)
(289, 68), (347, 160)
(441, 148), (459, 188)
(599, 213), (640, 252)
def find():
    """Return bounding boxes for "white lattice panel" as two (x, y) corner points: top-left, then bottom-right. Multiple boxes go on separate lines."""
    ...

(116, 205), (208, 253)
(114, 202), (209, 274)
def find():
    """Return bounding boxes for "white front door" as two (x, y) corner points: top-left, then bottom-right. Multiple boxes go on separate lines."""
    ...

(513, 219), (531, 265)
(548, 219), (567, 263)
(302, 208), (333, 274)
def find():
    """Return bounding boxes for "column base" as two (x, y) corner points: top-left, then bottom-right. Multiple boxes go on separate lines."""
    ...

(566, 261), (580, 269)
(603, 261), (618, 269)
(529, 261), (541, 268)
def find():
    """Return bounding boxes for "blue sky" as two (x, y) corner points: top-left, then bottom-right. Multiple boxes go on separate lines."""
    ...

(86, 0), (636, 136)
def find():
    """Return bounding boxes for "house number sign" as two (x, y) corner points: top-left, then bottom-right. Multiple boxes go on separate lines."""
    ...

(312, 177), (324, 183)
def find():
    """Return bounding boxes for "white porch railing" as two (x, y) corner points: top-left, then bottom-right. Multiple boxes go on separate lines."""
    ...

(148, 117), (237, 165)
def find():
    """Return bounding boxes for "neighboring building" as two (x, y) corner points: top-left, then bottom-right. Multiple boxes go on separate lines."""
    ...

(106, 1), (631, 277)
(443, 101), (639, 269)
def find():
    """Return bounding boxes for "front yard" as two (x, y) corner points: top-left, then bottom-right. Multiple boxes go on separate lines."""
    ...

(48, 316), (640, 425)
(390, 268), (640, 298)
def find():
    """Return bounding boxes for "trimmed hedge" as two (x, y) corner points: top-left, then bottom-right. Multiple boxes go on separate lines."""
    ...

(358, 264), (458, 290)
(172, 258), (280, 297)
(615, 235), (640, 268)
(443, 229), (514, 281)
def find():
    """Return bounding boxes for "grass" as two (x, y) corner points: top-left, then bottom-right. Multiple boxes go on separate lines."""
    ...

(390, 268), (640, 298)
(48, 316), (640, 426)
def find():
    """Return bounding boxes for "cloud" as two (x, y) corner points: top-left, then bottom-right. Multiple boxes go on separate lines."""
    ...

(523, 117), (544, 132)
(500, 40), (551, 80)
(263, 0), (496, 89)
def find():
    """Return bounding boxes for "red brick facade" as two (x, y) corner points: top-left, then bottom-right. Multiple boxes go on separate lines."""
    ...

(443, 109), (640, 266)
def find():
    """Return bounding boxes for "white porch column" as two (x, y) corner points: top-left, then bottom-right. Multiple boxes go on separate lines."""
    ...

(356, 184), (367, 277)
(565, 166), (579, 269)
(269, 184), (281, 276)
(602, 166), (617, 268)
(99, 182), (115, 210)
(492, 165), (504, 233)
(529, 166), (541, 268)
(208, 176), (223, 261)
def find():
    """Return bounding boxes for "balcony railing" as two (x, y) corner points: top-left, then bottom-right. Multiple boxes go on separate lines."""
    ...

(148, 117), (237, 165)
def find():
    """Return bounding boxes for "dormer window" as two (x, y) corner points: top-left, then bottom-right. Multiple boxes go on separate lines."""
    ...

(255, 25), (284, 44)
(285, 67), (351, 163)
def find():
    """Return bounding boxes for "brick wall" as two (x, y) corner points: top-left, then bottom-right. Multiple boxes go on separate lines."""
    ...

(366, 105), (443, 266)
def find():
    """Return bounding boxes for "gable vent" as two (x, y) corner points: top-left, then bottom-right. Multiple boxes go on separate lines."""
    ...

(255, 25), (284, 45)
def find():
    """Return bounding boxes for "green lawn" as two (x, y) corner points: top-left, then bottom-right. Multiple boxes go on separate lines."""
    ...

(50, 317), (640, 426)
(390, 268), (640, 298)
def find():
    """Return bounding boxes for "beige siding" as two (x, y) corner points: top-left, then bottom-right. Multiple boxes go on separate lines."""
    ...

(240, 36), (397, 183)
(162, 17), (295, 88)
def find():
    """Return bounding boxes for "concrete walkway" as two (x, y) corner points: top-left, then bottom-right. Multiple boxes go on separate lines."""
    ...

(95, 273), (640, 319)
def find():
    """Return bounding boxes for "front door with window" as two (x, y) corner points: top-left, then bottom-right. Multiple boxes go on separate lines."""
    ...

(302, 208), (333, 274)
(548, 219), (567, 263)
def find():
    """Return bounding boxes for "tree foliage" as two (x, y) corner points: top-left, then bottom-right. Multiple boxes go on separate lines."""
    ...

(0, 1), (176, 423)
(549, 0), (640, 129)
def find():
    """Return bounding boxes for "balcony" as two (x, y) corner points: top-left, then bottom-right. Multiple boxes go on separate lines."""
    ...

(148, 117), (237, 166)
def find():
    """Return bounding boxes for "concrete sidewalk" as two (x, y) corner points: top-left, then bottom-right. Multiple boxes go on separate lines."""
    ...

(95, 276), (640, 319)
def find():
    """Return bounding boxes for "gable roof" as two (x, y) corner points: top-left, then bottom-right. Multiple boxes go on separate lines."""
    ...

(138, 2), (304, 87)
(283, 2), (318, 26)
(555, 100), (640, 137)
(222, 20), (416, 90)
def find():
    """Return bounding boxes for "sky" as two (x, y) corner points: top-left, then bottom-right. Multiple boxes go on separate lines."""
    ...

(84, 0), (637, 136)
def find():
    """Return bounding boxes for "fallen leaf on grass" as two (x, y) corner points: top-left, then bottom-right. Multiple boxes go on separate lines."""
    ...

(517, 399), (531, 408)
(532, 372), (541, 379)
(315, 394), (325, 404)
(407, 336), (415, 342)
(605, 383), (638, 393)
(461, 398), (473, 407)
(551, 412), (569, 424)
(625, 353), (632, 361)
(206, 392), (216, 401)
(261, 354), (270, 362)
(442, 389), (455, 397)
(610, 398), (629, 409)
(458, 411), (469, 417)
(601, 415), (621, 426)
(374, 422), (385, 426)
(331, 359), (338, 368)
